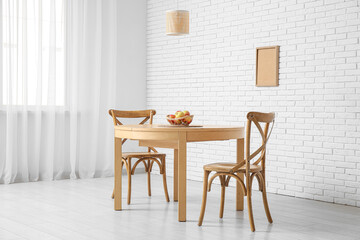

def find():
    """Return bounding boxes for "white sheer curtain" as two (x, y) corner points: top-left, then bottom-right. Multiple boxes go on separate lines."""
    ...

(0, 0), (117, 183)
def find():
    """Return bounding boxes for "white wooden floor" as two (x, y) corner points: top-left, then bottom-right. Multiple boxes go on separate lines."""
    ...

(1, 173), (360, 240)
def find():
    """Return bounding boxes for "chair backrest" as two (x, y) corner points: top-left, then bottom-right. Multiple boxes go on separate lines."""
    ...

(109, 109), (157, 152)
(230, 112), (275, 173)
(109, 109), (156, 126)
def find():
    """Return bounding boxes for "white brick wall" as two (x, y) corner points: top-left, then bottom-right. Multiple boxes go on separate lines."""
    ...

(146, 0), (360, 207)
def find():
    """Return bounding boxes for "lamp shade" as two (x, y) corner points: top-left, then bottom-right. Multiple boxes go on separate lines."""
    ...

(166, 10), (189, 36)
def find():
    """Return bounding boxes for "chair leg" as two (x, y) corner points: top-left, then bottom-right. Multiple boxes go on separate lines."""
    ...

(161, 158), (170, 202)
(112, 160), (124, 199)
(261, 174), (273, 223)
(247, 178), (255, 232)
(127, 158), (132, 205)
(147, 160), (151, 196)
(198, 170), (210, 226)
(219, 176), (226, 218)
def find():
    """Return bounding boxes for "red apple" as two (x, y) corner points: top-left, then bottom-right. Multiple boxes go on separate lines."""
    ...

(169, 114), (176, 118)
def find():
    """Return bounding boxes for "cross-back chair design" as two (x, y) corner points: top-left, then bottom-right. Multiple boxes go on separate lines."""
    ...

(198, 112), (275, 231)
(109, 109), (170, 204)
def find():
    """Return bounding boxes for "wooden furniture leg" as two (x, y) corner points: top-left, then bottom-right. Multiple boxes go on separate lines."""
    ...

(162, 156), (170, 202)
(127, 158), (132, 205)
(247, 173), (255, 232)
(219, 176), (226, 218)
(173, 149), (178, 202)
(178, 132), (187, 222)
(261, 173), (273, 223)
(114, 137), (122, 210)
(236, 138), (244, 211)
(147, 159), (151, 196)
(198, 170), (210, 226)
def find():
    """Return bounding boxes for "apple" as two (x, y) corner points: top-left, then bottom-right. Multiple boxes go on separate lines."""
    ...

(175, 111), (185, 118)
(184, 116), (193, 124)
(169, 114), (176, 118)
(182, 110), (190, 116)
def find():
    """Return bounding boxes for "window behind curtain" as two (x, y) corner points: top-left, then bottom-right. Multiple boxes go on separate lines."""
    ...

(1, 0), (65, 106)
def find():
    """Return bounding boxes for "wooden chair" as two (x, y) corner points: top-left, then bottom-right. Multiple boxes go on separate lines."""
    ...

(198, 112), (275, 231)
(109, 109), (170, 204)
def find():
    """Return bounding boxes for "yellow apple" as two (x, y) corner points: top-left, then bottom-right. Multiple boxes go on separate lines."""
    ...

(184, 116), (192, 124)
(175, 111), (185, 118)
(182, 110), (190, 116)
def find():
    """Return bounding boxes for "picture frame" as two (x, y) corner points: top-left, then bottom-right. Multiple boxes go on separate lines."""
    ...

(256, 46), (279, 87)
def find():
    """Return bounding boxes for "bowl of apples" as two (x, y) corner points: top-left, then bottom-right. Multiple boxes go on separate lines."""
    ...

(166, 110), (194, 126)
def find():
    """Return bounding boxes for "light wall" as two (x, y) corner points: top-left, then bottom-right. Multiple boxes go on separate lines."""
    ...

(117, 0), (147, 110)
(116, 0), (147, 152)
(146, 0), (360, 207)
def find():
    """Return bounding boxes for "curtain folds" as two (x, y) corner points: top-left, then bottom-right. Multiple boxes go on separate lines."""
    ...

(0, 0), (117, 184)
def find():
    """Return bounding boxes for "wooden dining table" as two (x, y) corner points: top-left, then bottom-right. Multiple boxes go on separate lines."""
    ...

(113, 124), (245, 222)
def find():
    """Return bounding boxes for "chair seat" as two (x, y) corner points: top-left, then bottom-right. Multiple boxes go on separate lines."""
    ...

(203, 162), (262, 173)
(122, 152), (165, 159)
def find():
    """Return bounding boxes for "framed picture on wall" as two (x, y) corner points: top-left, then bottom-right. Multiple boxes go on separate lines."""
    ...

(256, 46), (279, 87)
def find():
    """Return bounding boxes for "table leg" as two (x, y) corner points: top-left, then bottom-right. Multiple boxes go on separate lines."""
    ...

(114, 137), (122, 210)
(236, 138), (244, 211)
(178, 132), (187, 222)
(173, 149), (178, 202)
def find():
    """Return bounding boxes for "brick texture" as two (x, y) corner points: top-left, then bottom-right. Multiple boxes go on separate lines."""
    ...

(146, 0), (360, 207)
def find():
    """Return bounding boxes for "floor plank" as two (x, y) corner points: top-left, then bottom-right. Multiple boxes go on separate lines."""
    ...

(0, 173), (359, 240)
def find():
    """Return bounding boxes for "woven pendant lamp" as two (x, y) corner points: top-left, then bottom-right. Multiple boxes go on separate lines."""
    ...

(166, 10), (189, 36)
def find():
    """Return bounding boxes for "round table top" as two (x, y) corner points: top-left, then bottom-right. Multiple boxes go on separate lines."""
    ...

(114, 124), (244, 132)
